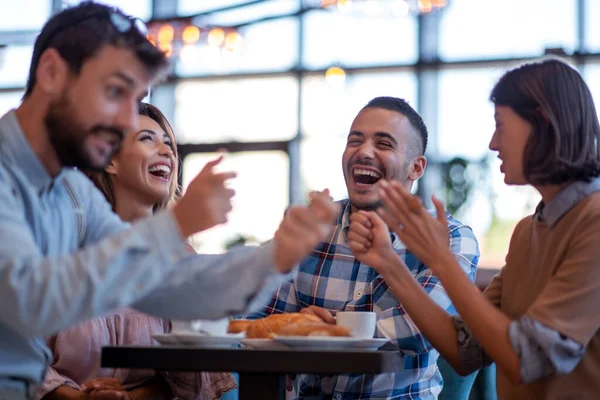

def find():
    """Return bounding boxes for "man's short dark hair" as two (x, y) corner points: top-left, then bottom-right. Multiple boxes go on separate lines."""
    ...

(24, 1), (168, 98)
(490, 58), (600, 185)
(362, 96), (428, 156)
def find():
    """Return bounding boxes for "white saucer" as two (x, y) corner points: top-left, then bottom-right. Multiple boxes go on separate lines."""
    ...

(349, 338), (390, 350)
(152, 333), (180, 345)
(242, 338), (289, 350)
(273, 336), (382, 350)
(174, 332), (243, 348)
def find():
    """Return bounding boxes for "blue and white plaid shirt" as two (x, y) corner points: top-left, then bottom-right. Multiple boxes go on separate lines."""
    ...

(248, 199), (480, 400)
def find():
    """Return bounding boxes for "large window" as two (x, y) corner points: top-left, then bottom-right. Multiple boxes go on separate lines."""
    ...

(584, 63), (600, 117)
(300, 70), (417, 200)
(300, 137), (348, 201)
(179, 0), (247, 14)
(178, 0), (296, 16)
(0, 46), (33, 88)
(173, 76), (299, 144)
(175, 17), (299, 76)
(182, 151), (289, 253)
(1, 0), (576, 265)
(0, 91), (24, 115)
(65, 0), (152, 20)
(585, 0), (600, 52)
(439, 0), (577, 60)
(458, 157), (540, 268)
(302, 9), (417, 69)
(0, 0), (50, 31)
(437, 66), (542, 267)
(437, 66), (506, 160)
(302, 70), (418, 138)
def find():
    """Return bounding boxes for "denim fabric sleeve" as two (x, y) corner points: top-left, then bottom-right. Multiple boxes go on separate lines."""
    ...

(509, 315), (585, 383)
(453, 314), (585, 380)
(242, 270), (301, 320)
(0, 169), (188, 337)
(134, 243), (295, 320)
(77, 173), (130, 244)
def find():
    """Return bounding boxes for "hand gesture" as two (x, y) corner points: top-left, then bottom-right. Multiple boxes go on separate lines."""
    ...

(300, 305), (336, 324)
(348, 211), (399, 272)
(272, 189), (338, 273)
(307, 188), (333, 204)
(84, 391), (132, 400)
(307, 188), (335, 227)
(80, 378), (131, 400)
(173, 156), (236, 237)
(378, 180), (450, 268)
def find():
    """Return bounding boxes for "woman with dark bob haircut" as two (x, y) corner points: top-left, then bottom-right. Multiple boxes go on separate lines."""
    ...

(346, 57), (600, 399)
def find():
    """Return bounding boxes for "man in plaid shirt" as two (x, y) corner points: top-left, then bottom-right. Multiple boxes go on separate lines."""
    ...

(248, 96), (479, 399)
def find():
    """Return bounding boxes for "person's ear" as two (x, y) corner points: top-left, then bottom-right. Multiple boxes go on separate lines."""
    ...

(35, 48), (70, 98)
(407, 155), (427, 182)
(105, 160), (119, 176)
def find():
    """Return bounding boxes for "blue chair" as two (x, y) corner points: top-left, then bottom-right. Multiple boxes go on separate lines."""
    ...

(469, 364), (497, 400)
(220, 373), (239, 400)
(438, 356), (478, 400)
(438, 357), (497, 400)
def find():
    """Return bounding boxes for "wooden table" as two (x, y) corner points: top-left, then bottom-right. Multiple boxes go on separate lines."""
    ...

(101, 346), (402, 400)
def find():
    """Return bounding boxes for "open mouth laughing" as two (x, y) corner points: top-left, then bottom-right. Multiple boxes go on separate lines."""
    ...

(352, 166), (383, 188)
(148, 162), (171, 182)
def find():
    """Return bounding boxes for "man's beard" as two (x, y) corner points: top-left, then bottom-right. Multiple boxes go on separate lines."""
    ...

(346, 160), (411, 212)
(44, 94), (123, 172)
(352, 199), (383, 211)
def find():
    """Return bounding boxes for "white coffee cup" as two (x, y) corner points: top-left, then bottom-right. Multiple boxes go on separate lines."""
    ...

(171, 320), (193, 333)
(336, 311), (377, 339)
(190, 318), (230, 336)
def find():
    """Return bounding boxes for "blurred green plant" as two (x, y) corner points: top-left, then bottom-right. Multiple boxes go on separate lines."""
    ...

(441, 156), (494, 216)
(224, 233), (259, 250)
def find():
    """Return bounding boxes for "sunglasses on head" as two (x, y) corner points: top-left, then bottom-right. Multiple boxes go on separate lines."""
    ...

(37, 8), (149, 56)
(108, 11), (148, 36)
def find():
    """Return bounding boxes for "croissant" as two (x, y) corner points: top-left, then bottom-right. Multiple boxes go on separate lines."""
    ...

(244, 313), (322, 339)
(279, 322), (351, 337)
(227, 320), (253, 334)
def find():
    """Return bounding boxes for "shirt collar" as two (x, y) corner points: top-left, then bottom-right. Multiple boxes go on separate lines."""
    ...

(535, 177), (600, 227)
(339, 198), (398, 244)
(339, 199), (352, 233)
(0, 110), (65, 192)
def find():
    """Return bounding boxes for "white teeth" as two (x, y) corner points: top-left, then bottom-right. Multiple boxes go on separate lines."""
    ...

(353, 168), (381, 179)
(149, 165), (171, 174)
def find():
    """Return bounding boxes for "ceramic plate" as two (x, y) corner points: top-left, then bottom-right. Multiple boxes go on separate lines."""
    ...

(173, 332), (243, 348)
(273, 336), (384, 350)
(242, 338), (289, 350)
(152, 333), (180, 345)
(348, 338), (390, 350)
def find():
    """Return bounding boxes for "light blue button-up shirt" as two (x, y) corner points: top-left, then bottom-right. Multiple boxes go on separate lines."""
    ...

(0, 110), (284, 386)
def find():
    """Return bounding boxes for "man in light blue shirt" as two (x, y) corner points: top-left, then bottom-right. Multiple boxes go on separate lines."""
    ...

(0, 3), (338, 398)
